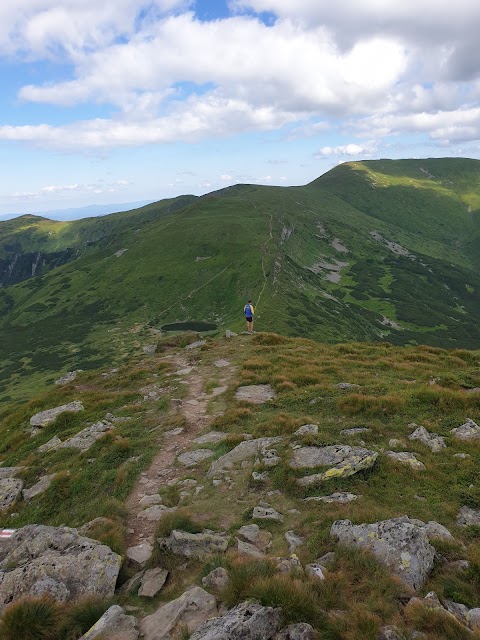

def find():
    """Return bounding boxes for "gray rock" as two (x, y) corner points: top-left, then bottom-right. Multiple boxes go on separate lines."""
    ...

(202, 567), (229, 591)
(30, 401), (84, 427)
(29, 576), (70, 602)
(160, 530), (228, 560)
(337, 382), (360, 390)
(207, 437), (282, 477)
(186, 340), (206, 349)
(80, 605), (138, 640)
(421, 521), (455, 542)
(294, 424), (318, 436)
(0, 525), (121, 609)
(377, 626), (405, 640)
(22, 474), (55, 502)
(214, 359), (231, 367)
(0, 478), (23, 511)
(237, 524), (272, 552)
(178, 449), (214, 466)
(252, 506), (283, 522)
(237, 538), (265, 557)
(143, 344), (157, 355)
(137, 504), (174, 522)
(0, 467), (24, 480)
(38, 436), (62, 453)
(194, 432), (229, 445)
(331, 517), (436, 590)
(55, 371), (81, 385)
(139, 494), (163, 507)
(340, 428), (371, 436)
(285, 531), (304, 553)
(276, 556), (303, 573)
(235, 384), (276, 404)
(126, 542), (153, 567)
(140, 586), (217, 640)
(273, 623), (316, 640)
(385, 451), (425, 470)
(225, 330), (237, 338)
(444, 600), (469, 625)
(453, 453), (471, 459)
(57, 420), (112, 451)
(138, 568), (168, 598)
(408, 425), (446, 452)
(290, 445), (377, 485)
(451, 418), (480, 441)
(305, 563), (326, 580)
(457, 505), (480, 526)
(317, 552), (336, 567)
(305, 492), (358, 504)
(469, 608), (480, 630)
(388, 439), (402, 448)
(189, 600), (282, 640)
(118, 570), (145, 595)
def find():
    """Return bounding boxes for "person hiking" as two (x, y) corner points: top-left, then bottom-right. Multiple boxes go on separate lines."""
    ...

(244, 300), (255, 334)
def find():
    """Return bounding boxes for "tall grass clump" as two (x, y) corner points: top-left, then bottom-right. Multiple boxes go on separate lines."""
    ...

(0, 597), (60, 640)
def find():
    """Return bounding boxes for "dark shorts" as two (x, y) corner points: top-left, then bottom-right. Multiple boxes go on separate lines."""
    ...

(245, 317), (253, 322)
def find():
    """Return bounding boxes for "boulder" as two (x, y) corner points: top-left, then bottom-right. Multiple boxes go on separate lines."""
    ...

(140, 586), (217, 640)
(56, 420), (112, 451)
(22, 474), (55, 502)
(285, 531), (304, 553)
(451, 418), (480, 441)
(294, 424), (318, 436)
(207, 437), (282, 477)
(237, 524), (272, 552)
(30, 401), (84, 427)
(0, 467), (24, 479)
(0, 525), (121, 609)
(160, 530), (228, 560)
(273, 623), (316, 640)
(138, 568), (168, 598)
(80, 605), (138, 640)
(235, 385), (276, 404)
(237, 539), (265, 558)
(305, 492), (358, 504)
(126, 542), (153, 567)
(408, 425), (446, 452)
(137, 505), (174, 522)
(202, 567), (229, 591)
(38, 436), (62, 453)
(178, 449), (214, 467)
(330, 517), (436, 590)
(186, 340), (206, 349)
(118, 570), (145, 595)
(189, 600), (282, 640)
(305, 563), (326, 580)
(385, 451), (425, 470)
(457, 505), (480, 526)
(340, 428), (370, 436)
(290, 445), (377, 485)
(0, 478), (23, 511)
(252, 506), (283, 522)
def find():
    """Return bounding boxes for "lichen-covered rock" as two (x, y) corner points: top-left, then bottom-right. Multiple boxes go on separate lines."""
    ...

(189, 601), (282, 640)
(235, 385), (276, 404)
(207, 437), (282, 477)
(159, 530), (228, 560)
(330, 517), (435, 590)
(0, 478), (23, 511)
(30, 401), (84, 427)
(457, 505), (480, 526)
(290, 445), (377, 485)
(202, 567), (230, 591)
(140, 586), (217, 640)
(0, 525), (121, 610)
(408, 425), (446, 452)
(385, 451), (425, 470)
(80, 605), (138, 640)
(451, 418), (480, 441)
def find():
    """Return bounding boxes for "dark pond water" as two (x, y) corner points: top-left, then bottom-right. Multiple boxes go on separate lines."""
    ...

(161, 321), (218, 332)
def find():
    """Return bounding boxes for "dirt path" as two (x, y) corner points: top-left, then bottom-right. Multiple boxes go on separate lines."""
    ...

(125, 352), (236, 547)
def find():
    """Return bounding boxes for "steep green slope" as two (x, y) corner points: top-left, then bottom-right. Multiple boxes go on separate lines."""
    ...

(1, 158), (480, 402)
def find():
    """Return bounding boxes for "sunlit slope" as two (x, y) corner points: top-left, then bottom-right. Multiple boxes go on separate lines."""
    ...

(1, 159), (480, 401)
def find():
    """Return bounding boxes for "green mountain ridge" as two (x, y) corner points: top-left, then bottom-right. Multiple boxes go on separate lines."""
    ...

(1, 157), (480, 401)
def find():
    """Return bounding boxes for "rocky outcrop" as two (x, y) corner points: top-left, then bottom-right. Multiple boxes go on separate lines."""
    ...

(385, 451), (425, 470)
(80, 605), (138, 640)
(290, 445), (377, 485)
(189, 601), (282, 640)
(159, 530), (228, 560)
(207, 437), (283, 477)
(56, 420), (112, 451)
(30, 401), (84, 427)
(331, 516), (436, 590)
(451, 418), (480, 441)
(0, 478), (23, 511)
(408, 425), (446, 452)
(0, 525), (121, 609)
(140, 586), (218, 640)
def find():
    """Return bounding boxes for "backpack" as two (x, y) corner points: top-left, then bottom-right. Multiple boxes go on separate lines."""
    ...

(244, 304), (253, 317)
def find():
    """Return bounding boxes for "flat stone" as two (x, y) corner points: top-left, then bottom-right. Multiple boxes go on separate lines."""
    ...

(119, 571), (145, 595)
(0, 478), (23, 511)
(451, 418), (480, 441)
(237, 538), (265, 557)
(165, 427), (184, 436)
(55, 371), (80, 386)
(336, 382), (360, 390)
(185, 340), (206, 349)
(388, 439), (402, 448)
(294, 424), (318, 436)
(139, 494), (163, 507)
(30, 401), (84, 427)
(285, 531), (304, 552)
(210, 386), (228, 397)
(385, 451), (426, 470)
(57, 421), (112, 451)
(189, 601), (281, 640)
(38, 436), (62, 453)
(340, 428), (370, 436)
(305, 492), (358, 504)
(252, 506), (283, 522)
(214, 359), (231, 367)
(454, 453), (471, 459)
(160, 530), (228, 560)
(126, 543), (153, 567)
(235, 384), (276, 404)
(408, 425), (446, 452)
(194, 432), (229, 445)
(290, 445), (378, 485)
(237, 524), (272, 552)
(457, 505), (480, 526)
(0, 468), (24, 480)
(137, 505), (174, 522)
(138, 568), (168, 598)
(177, 449), (214, 466)
(22, 475), (55, 502)
(174, 367), (193, 376)
(207, 437), (282, 477)
(80, 605), (138, 640)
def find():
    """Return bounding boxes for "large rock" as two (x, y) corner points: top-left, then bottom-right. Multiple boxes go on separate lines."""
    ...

(38, 436), (62, 453)
(451, 418), (480, 441)
(22, 474), (55, 502)
(56, 420), (112, 451)
(207, 437), (282, 477)
(30, 401), (84, 427)
(0, 478), (23, 511)
(330, 517), (435, 590)
(235, 385), (276, 404)
(189, 601), (282, 640)
(290, 445), (377, 485)
(457, 505), (480, 526)
(177, 449), (214, 467)
(385, 451), (425, 470)
(159, 530), (228, 560)
(0, 525), (121, 610)
(273, 623), (316, 640)
(0, 467), (24, 480)
(408, 425), (446, 452)
(138, 568), (168, 598)
(126, 542), (153, 567)
(80, 605), (138, 640)
(140, 586), (217, 640)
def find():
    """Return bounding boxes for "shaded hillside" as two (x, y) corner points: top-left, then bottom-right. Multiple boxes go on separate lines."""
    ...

(1, 159), (480, 401)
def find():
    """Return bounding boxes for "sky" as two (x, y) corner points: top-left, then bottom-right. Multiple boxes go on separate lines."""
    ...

(2, 0), (480, 217)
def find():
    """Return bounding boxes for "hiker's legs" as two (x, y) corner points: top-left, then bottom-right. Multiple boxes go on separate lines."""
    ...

(248, 319), (253, 333)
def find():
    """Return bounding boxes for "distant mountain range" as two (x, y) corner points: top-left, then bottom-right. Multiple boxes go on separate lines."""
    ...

(1, 157), (480, 401)
(0, 200), (154, 222)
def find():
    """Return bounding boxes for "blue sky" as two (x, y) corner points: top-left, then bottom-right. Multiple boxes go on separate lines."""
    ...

(1, 0), (480, 216)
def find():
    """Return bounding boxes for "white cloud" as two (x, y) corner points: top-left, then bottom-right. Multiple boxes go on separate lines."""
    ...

(316, 141), (378, 158)
(8, 179), (130, 200)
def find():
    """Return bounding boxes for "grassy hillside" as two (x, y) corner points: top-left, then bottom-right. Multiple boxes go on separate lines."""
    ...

(1, 158), (480, 401)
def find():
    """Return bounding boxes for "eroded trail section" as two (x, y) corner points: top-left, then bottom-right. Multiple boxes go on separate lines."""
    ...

(125, 351), (236, 547)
